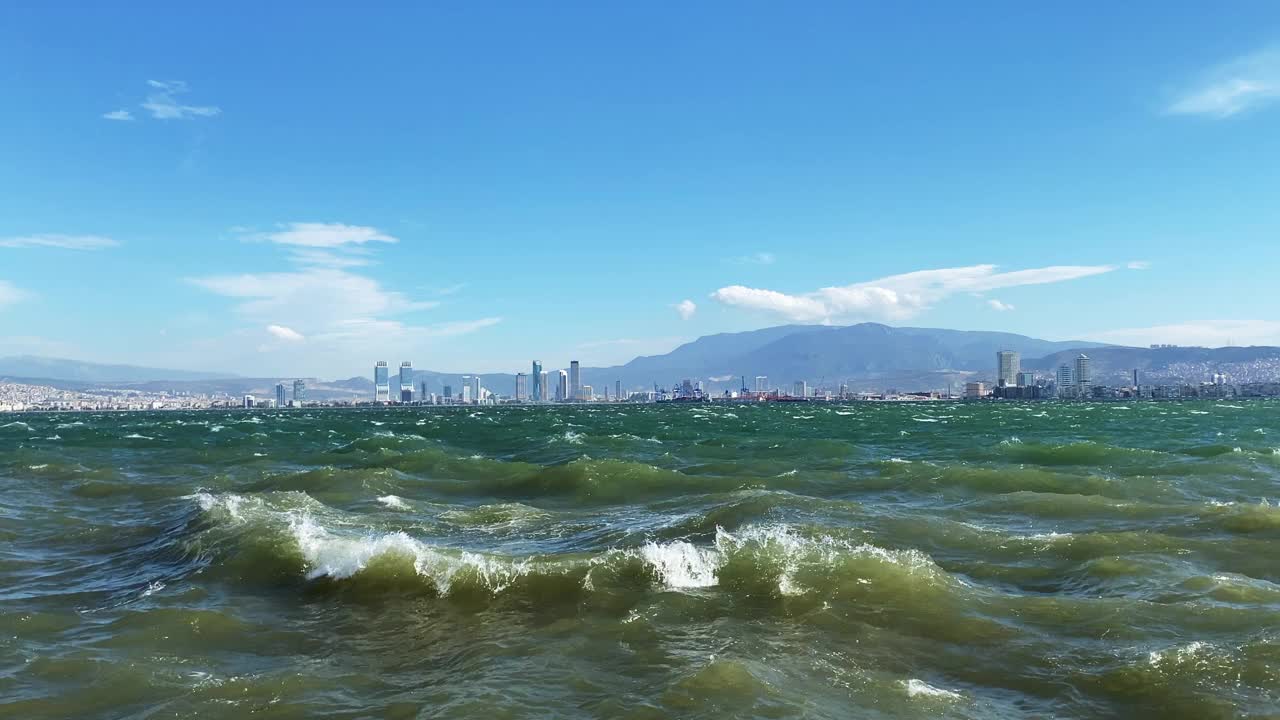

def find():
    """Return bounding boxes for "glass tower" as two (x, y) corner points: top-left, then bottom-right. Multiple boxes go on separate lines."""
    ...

(374, 361), (390, 402)
(531, 361), (542, 402)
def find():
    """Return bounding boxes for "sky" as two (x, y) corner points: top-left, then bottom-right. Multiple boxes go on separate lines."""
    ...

(3, 2), (1280, 379)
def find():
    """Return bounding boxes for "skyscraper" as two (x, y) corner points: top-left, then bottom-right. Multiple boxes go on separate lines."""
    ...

(997, 350), (1020, 388)
(793, 380), (807, 397)
(420, 380), (430, 402)
(569, 361), (581, 401)
(615, 380), (621, 402)
(275, 383), (287, 408)
(471, 375), (481, 404)
(1016, 371), (1036, 387)
(755, 376), (768, 392)
(1056, 364), (1073, 386)
(515, 373), (527, 401)
(400, 362), (414, 403)
(442, 384), (452, 403)
(1074, 354), (1091, 388)
(292, 379), (306, 405)
(556, 370), (568, 402)
(539, 371), (549, 401)
(374, 361), (390, 402)
(531, 361), (542, 402)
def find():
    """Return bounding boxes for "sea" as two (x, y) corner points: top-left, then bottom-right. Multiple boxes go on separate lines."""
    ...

(1, 401), (1278, 719)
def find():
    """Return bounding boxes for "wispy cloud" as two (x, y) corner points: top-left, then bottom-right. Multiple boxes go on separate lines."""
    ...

(0, 234), (120, 250)
(987, 299), (1015, 312)
(713, 263), (1125, 323)
(732, 252), (776, 266)
(141, 80), (221, 120)
(102, 109), (134, 121)
(0, 280), (27, 309)
(432, 283), (468, 296)
(1126, 260), (1151, 270)
(265, 324), (305, 342)
(1092, 319), (1280, 348)
(190, 225), (499, 375)
(674, 299), (697, 320)
(252, 222), (398, 248)
(1167, 47), (1280, 118)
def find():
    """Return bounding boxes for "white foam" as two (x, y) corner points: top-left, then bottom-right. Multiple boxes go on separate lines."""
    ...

(903, 679), (961, 700)
(377, 494), (410, 510)
(560, 430), (584, 445)
(639, 541), (720, 588)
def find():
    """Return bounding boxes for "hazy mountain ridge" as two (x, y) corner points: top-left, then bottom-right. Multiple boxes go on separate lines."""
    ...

(0, 355), (238, 382)
(6, 324), (1279, 397)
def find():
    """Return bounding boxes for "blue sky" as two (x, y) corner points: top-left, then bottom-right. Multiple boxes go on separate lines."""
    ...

(3, 2), (1279, 379)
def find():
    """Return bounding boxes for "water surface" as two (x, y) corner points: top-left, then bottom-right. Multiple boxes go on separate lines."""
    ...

(2, 402), (1278, 718)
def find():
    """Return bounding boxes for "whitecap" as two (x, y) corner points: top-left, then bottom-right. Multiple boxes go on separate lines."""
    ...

(903, 679), (961, 700)
(377, 494), (410, 510)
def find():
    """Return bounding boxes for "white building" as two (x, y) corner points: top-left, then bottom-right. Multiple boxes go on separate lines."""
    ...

(1074, 354), (1091, 388)
(997, 350), (1020, 387)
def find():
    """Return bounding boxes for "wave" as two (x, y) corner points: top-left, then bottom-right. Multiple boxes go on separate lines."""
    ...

(188, 493), (964, 617)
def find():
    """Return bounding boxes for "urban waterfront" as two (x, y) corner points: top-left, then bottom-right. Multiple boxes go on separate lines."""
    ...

(2, 401), (1278, 718)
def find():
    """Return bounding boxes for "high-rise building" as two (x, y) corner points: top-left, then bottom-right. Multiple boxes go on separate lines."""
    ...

(275, 383), (287, 408)
(615, 380), (621, 402)
(243, 394), (255, 409)
(420, 380), (429, 401)
(1074, 354), (1091, 387)
(400, 362), (414, 403)
(515, 373), (527, 401)
(997, 350), (1020, 388)
(569, 361), (581, 401)
(292, 379), (306, 405)
(755, 376), (768, 392)
(1132, 368), (1140, 388)
(556, 370), (568, 402)
(374, 361), (390, 402)
(442, 385), (452, 403)
(582, 385), (593, 401)
(462, 385), (472, 404)
(1016, 371), (1036, 387)
(471, 376), (481, 404)
(964, 382), (986, 399)
(1056, 364), (1073, 388)
(531, 361), (542, 402)
(538, 371), (549, 401)
(793, 380), (807, 397)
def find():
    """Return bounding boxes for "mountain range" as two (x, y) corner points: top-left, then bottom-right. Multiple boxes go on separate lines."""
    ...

(4, 323), (1279, 398)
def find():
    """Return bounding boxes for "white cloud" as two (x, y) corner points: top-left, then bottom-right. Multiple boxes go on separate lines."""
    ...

(1126, 260), (1151, 270)
(265, 324), (305, 342)
(254, 222), (398, 248)
(713, 263), (1122, 323)
(1167, 47), (1280, 118)
(0, 234), (120, 250)
(102, 109), (134, 121)
(1092, 320), (1280, 348)
(287, 248), (375, 269)
(141, 79), (221, 120)
(186, 222), (507, 376)
(0, 280), (27, 309)
(987, 299), (1015, 312)
(733, 252), (776, 265)
(674, 299), (697, 320)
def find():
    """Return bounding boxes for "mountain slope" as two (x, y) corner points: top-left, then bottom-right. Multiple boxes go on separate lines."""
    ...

(0, 355), (238, 382)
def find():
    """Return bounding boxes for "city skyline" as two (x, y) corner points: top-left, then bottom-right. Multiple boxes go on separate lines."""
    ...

(4, 5), (1280, 379)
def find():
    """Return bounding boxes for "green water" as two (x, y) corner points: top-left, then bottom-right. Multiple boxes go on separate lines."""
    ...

(1, 401), (1278, 718)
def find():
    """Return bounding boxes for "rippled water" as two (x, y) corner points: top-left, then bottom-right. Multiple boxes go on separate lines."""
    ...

(2, 402), (1278, 718)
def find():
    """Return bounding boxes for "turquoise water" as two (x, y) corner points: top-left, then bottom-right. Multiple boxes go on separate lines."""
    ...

(1, 401), (1278, 718)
